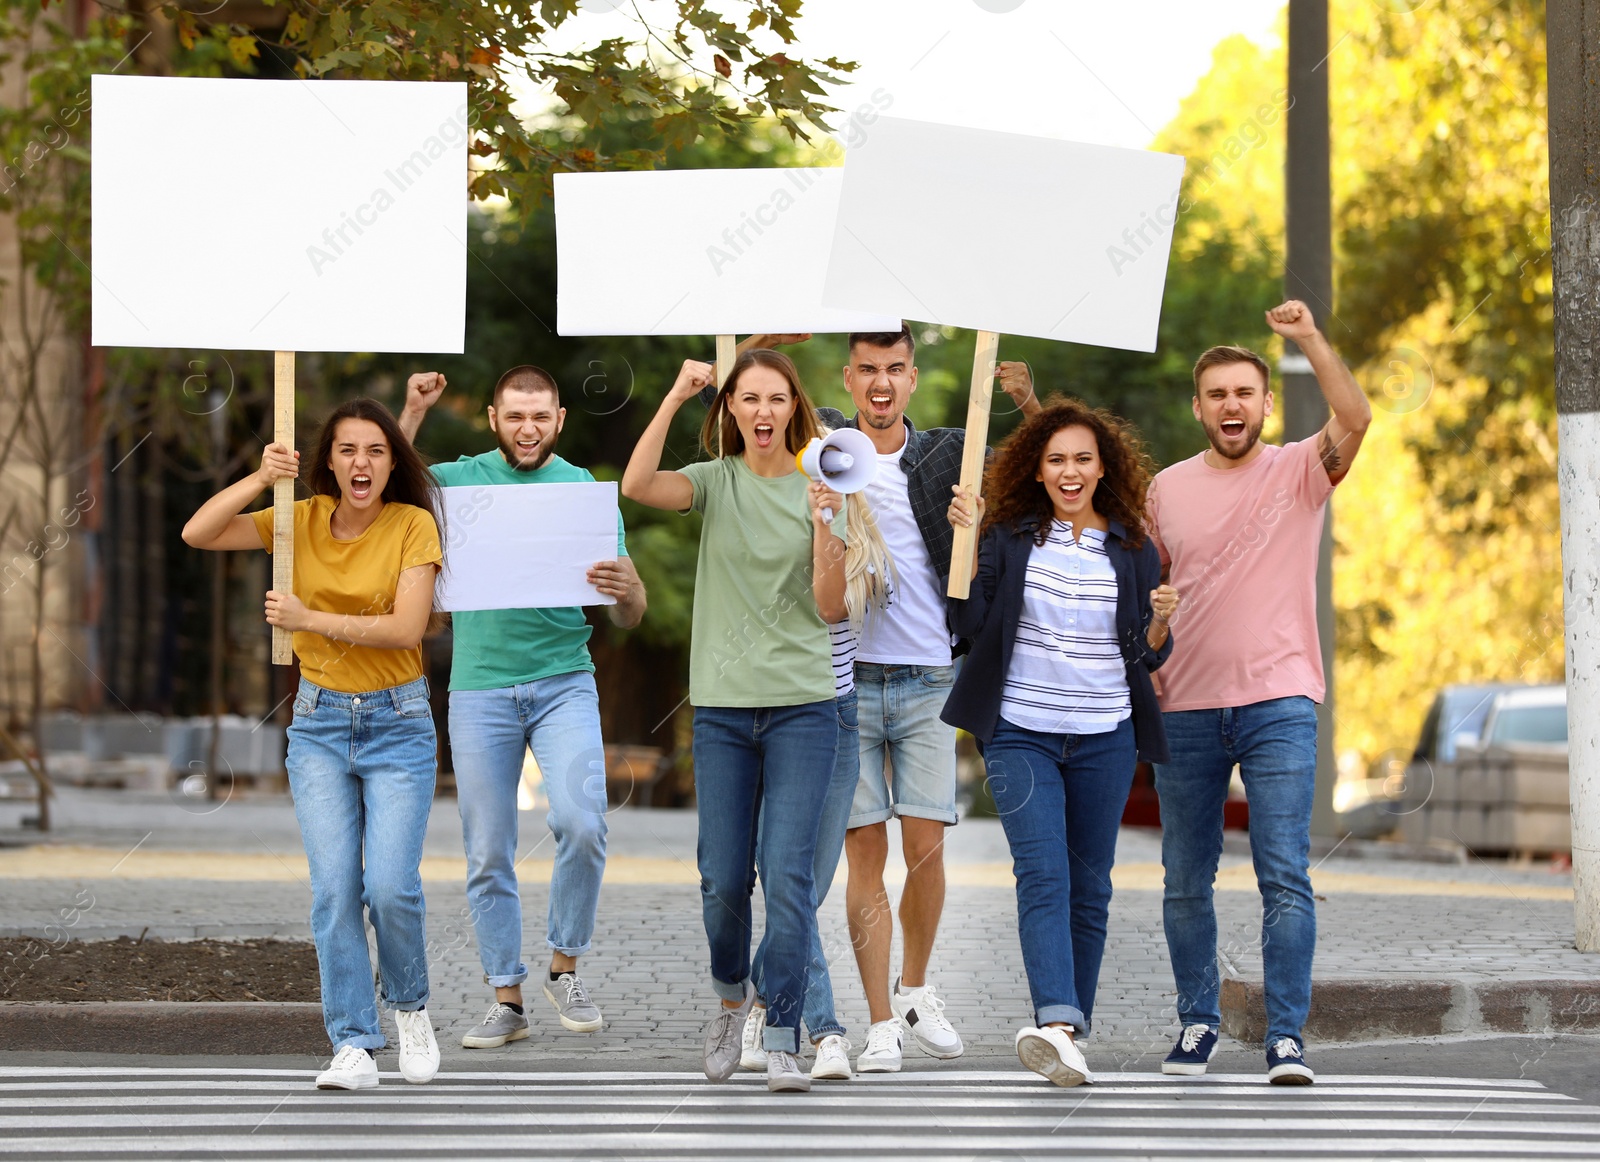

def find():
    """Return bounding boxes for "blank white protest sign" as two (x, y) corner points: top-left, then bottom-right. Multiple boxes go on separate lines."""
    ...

(435, 483), (619, 612)
(92, 75), (467, 353)
(822, 117), (1186, 352)
(555, 168), (900, 336)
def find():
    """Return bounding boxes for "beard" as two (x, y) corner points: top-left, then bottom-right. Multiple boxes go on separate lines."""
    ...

(1202, 414), (1264, 461)
(498, 426), (558, 472)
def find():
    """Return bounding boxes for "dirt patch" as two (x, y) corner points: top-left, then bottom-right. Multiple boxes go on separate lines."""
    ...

(0, 936), (319, 1003)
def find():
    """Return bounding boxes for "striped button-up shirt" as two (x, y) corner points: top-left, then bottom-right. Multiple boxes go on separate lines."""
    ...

(999, 522), (1132, 735)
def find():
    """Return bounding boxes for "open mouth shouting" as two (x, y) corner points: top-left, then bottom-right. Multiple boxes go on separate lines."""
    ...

(1219, 418), (1247, 440)
(349, 473), (374, 501)
(1059, 481), (1085, 503)
(515, 438), (541, 461)
(753, 422), (775, 449)
(867, 390), (895, 418)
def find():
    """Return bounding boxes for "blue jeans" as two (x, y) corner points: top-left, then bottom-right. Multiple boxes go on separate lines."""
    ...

(752, 690), (858, 1042)
(692, 701), (839, 1053)
(448, 672), (609, 985)
(984, 715), (1135, 1035)
(1155, 696), (1318, 1047)
(286, 676), (437, 1051)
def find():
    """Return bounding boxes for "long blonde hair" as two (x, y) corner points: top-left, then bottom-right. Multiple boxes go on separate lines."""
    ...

(823, 427), (896, 629)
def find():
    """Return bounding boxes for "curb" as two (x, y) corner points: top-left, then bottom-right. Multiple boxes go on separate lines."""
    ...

(0, 1002), (326, 1055)
(1220, 976), (1600, 1043)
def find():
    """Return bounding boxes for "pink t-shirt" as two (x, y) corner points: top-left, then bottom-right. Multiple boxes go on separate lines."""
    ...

(1146, 437), (1334, 711)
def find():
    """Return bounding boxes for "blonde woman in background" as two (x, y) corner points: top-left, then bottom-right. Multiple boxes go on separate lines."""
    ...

(740, 434), (898, 1083)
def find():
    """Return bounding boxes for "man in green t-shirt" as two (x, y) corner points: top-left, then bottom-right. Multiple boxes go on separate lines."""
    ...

(399, 365), (646, 1049)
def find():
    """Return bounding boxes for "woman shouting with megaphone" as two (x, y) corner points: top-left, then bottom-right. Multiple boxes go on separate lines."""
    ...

(622, 348), (848, 1093)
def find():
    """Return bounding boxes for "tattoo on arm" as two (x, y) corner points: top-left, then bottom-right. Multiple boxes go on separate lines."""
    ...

(1318, 430), (1343, 477)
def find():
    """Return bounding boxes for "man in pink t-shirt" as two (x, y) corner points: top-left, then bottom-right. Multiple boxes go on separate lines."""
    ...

(1146, 301), (1371, 1086)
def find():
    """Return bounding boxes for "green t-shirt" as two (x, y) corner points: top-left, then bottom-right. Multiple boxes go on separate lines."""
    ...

(431, 451), (627, 691)
(678, 457), (845, 708)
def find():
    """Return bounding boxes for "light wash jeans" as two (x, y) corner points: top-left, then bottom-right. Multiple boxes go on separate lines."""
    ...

(850, 663), (959, 826)
(692, 701), (838, 1054)
(448, 671), (609, 986)
(984, 715), (1135, 1035)
(752, 690), (859, 1042)
(286, 676), (436, 1051)
(1155, 696), (1319, 1047)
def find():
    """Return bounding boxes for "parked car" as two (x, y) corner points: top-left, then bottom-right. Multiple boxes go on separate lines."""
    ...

(1410, 682), (1524, 768)
(1477, 685), (1567, 749)
(1340, 682), (1537, 840)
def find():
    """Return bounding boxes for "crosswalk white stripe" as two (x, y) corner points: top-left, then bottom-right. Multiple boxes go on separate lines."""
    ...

(0, 1080), (1575, 1104)
(0, 1075), (1561, 1094)
(4, 1113), (1599, 1134)
(5, 1131), (1600, 1156)
(0, 1095), (1583, 1115)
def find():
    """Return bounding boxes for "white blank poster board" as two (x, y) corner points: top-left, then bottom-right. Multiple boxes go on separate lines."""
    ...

(436, 482), (619, 612)
(555, 168), (900, 336)
(822, 117), (1186, 352)
(92, 75), (468, 353)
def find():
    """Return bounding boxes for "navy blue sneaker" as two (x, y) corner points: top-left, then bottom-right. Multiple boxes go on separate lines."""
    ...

(1161, 1024), (1220, 1075)
(1266, 1036), (1314, 1085)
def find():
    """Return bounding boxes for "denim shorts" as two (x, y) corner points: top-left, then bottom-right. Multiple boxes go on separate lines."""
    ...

(849, 662), (959, 827)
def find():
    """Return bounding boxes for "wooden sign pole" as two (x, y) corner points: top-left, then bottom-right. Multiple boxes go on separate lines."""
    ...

(714, 334), (737, 389)
(946, 329), (1001, 600)
(713, 335), (737, 458)
(271, 350), (295, 665)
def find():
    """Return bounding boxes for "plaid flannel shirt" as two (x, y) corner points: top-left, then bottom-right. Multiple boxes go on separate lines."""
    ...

(815, 408), (965, 589)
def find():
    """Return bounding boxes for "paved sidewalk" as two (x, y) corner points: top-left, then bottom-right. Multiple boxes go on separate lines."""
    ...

(2, 792), (1595, 1067)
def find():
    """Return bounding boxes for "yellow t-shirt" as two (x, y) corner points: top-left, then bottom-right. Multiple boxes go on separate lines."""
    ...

(251, 495), (442, 694)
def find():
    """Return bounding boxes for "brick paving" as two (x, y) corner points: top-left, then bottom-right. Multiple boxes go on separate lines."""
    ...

(2, 800), (1592, 1064)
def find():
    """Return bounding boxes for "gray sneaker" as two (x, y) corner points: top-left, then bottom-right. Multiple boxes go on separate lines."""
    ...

(543, 973), (603, 1033)
(460, 1002), (529, 1049)
(767, 1049), (811, 1093)
(702, 982), (755, 1082)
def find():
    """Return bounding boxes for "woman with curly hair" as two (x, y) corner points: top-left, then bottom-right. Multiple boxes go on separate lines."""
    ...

(941, 396), (1179, 1087)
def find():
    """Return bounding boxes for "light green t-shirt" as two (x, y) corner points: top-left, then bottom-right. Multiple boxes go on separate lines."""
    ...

(678, 456), (845, 708)
(430, 451), (627, 691)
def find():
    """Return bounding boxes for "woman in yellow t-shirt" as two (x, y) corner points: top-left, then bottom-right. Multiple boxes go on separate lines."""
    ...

(183, 398), (444, 1092)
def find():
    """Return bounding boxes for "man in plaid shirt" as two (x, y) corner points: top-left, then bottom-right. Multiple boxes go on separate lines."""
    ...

(814, 326), (1041, 1072)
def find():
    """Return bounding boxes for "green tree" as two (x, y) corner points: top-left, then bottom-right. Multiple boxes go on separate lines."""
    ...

(158, 0), (854, 216)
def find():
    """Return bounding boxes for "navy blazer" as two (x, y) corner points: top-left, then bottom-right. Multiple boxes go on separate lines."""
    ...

(940, 516), (1172, 763)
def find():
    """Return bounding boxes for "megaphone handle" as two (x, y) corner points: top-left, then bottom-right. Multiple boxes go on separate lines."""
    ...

(821, 505), (835, 524)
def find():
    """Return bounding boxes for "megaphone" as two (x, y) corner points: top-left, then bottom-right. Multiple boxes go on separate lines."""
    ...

(796, 428), (878, 524)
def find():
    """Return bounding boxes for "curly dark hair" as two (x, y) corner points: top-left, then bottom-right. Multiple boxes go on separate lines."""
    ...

(981, 395), (1156, 548)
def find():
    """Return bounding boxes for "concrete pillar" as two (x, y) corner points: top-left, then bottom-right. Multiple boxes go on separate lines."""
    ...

(1546, 0), (1600, 949)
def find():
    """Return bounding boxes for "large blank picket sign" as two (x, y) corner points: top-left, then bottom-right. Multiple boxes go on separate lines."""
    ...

(821, 117), (1185, 598)
(555, 168), (900, 337)
(822, 117), (1185, 351)
(93, 75), (468, 662)
(92, 75), (467, 353)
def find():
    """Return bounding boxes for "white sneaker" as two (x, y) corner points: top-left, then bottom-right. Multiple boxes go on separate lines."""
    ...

(1016, 1025), (1091, 1087)
(767, 1049), (811, 1093)
(855, 1019), (904, 1073)
(889, 977), (964, 1059)
(810, 1034), (853, 1081)
(738, 1004), (768, 1071)
(394, 1008), (440, 1084)
(316, 1044), (379, 1090)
